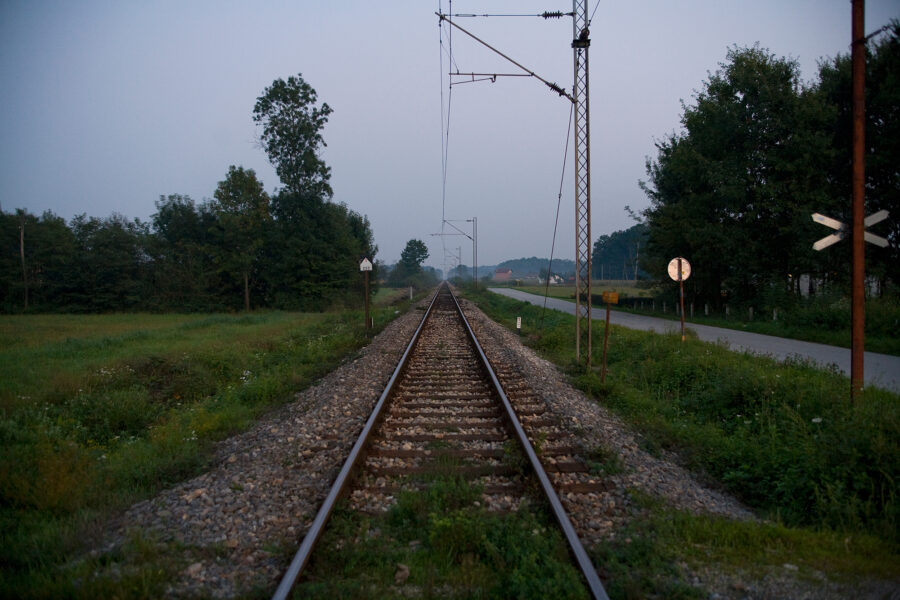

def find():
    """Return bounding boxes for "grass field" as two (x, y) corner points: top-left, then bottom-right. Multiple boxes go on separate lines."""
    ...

(0, 291), (420, 598)
(462, 286), (900, 594)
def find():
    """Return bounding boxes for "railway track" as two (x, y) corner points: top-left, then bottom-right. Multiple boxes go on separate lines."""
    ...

(273, 284), (610, 599)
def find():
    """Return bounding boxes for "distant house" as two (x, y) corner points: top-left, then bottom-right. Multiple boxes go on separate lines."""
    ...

(548, 274), (564, 285)
(522, 273), (542, 285)
(493, 268), (513, 282)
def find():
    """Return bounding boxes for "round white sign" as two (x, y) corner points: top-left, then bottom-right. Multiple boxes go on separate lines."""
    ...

(667, 257), (691, 281)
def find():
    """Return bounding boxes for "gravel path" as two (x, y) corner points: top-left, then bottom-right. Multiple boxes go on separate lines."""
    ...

(88, 290), (897, 599)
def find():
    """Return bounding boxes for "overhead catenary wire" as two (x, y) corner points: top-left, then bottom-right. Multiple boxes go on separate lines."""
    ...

(439, 0), (456, 274)
(449, 12), (573, 19)
(540, 102), (575, 333)
(436, 12), (574, 102)
(589, 0), (601, 26)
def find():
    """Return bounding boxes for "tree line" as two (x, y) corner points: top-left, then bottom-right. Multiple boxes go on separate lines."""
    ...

(639, 23), (898, 308)
(2, 74), (377, 313)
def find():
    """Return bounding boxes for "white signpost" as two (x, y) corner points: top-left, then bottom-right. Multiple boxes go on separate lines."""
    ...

(812, 210), (889, 251)
(668, 257), (691, 342)
(360, 258), (373, 329)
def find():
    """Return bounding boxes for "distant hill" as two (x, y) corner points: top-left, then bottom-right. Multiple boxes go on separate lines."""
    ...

(476, 257), (575, 278)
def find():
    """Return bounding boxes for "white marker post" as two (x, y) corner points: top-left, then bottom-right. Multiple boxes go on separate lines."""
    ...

(668, 257), (692, 342)
(359, 258), (373, 329)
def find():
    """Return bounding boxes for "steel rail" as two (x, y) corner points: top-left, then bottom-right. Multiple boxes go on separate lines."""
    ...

(449, 290), (610, 600)
(271, 287), (442, 600)
(272, 283), (609, 599)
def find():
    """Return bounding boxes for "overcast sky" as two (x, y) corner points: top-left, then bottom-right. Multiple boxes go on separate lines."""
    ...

(1, 1), (897, 270)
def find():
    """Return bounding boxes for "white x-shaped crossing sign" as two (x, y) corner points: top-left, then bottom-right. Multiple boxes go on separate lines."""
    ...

(812, 210), (889, 251)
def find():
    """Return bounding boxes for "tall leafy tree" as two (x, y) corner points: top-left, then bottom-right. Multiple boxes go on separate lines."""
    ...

(389, 239), (430, 287)
(253, 74), (333, 198)
(263, 191), (377, 310)
(68, 214), (150, 311)
(815, 21), (900, 290)
(592, 223), (648, 280)
(212, 166), (270, 311)
(0, 210), (77, 311)
(149, 194), (221, 310)
(641, 46), (833, 306)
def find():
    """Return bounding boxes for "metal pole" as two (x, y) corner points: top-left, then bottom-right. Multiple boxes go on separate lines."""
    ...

(572, 0), (592, 365)
(678, 258), (685, 342)
(850, 0), (865, 400)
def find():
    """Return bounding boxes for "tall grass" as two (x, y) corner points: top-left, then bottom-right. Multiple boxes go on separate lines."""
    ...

(465, 288), (900, 548)
(0, 301), (412, 598)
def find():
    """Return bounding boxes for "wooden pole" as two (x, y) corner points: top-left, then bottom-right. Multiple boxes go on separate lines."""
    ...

(601, 302), (611, 383)
(678, 258), (685, 342)
(850, 0), (865, 400)
(364, 270), (371, 329)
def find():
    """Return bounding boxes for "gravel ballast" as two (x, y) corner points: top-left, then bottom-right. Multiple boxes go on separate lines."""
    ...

(88, 290), (897, 599)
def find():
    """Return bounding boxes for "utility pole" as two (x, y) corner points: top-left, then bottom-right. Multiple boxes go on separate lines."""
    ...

(572, 0), (592, 365)
(850, 0), (865, 400)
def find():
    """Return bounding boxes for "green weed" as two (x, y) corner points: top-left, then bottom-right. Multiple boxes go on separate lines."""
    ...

(463, 288), (900, 551)
(0, 306), (404, 597)
(297, 476), (590, 599)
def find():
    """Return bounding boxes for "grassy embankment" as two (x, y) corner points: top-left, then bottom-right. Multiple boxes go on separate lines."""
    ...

(509, 284), (900, 356)
(0, 292), (418, 598)
(464, 286), (899, 598)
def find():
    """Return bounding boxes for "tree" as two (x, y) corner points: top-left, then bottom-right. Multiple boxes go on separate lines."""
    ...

(149, 194), (222, 310)
(641, 46), (833, 306)
(68, 214), (150, 311)
(263, 190), (377, 310)
(212, 166), (270, 311)
(388, 239), (430, 287)
(0, 209), (78, 311)
(400, 239), (429, 272)
(815, 21), (900, 291)
(253, 74), (333, 199)
(592, 223), (648, 280)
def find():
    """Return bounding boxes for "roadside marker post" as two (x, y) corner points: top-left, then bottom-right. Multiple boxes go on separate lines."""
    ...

(359, 258), (373, 330)
(600, 292), (618, 383)
(668, 257), (691, 342)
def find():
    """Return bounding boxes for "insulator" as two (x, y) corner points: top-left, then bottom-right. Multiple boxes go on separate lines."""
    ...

(541, 11), (564, 19)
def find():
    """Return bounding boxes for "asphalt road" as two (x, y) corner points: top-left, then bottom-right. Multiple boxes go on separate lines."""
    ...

(489, 287), (900, 394)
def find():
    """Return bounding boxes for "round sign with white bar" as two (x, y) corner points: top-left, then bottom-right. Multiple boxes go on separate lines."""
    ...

(359, 258), (373, 272)
(667, 257), (691, 281)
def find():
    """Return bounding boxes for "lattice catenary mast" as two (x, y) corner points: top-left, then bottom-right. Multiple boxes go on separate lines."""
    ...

(571, 0), (592, 364)
(437, 1), (594, 365)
